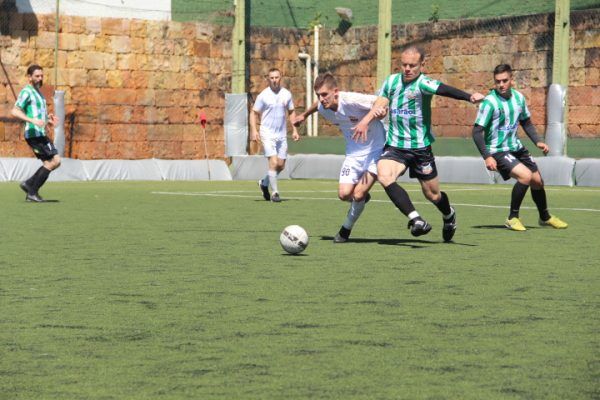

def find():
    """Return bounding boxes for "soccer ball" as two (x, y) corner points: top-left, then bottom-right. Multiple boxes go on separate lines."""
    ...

(280, 225), (309, 254)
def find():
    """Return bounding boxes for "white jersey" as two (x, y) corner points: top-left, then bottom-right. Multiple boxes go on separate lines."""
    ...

(318, 91), (386, 157)
(253, 87), (294, 139)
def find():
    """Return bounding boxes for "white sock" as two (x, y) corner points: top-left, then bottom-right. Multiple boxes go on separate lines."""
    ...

(262, 174), (270, 186)
(268, 170), (278, 194)
(343, 200), (366, 230)
(407, 211), (420, 220)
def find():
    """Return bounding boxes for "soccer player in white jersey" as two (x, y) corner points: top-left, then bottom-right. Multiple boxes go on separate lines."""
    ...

(472, 64), (568, 231)
(353, 46), (484, 242)
(293, 73), (386, 242)
(250, 68), (299, 203)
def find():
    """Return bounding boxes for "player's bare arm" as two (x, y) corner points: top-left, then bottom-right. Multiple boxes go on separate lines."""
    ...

(288, 110), (300, 141)
(249, 109), (261, 142)
(48, 113), (59, 126)
(352, 96), (389, 142)
(11, 106), (45, 128)
(293, 101), (319, 126)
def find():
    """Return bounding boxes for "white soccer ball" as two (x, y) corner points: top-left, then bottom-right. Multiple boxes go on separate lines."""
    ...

(280, 225), (309, 254)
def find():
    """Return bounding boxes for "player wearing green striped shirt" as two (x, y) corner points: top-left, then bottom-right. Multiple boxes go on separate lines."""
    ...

(472, 64), (567, 231)
(11, 64), (61, 202)
(354, 46), (484, 241)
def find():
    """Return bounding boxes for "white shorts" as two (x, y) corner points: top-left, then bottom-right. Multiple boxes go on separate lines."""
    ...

(339, 150), (380, 184)
(262, 136), (288, 159)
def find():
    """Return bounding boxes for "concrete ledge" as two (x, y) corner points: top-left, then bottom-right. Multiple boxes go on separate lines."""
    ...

(574, 158), (600, 187)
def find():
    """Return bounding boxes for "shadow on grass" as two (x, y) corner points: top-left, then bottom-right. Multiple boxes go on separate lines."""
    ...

(321, 235), (477, 247)
(473, 225), (540, 230)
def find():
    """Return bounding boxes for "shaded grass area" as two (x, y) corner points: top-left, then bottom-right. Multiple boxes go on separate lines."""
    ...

(1, 180), (599, 399)
(289, 136), (600, 159)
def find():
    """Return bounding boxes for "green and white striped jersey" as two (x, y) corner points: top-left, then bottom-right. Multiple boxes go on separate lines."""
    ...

(379, 73), (441, 149)
(15, 84), (48, 139)
(474, 88), (530, 154)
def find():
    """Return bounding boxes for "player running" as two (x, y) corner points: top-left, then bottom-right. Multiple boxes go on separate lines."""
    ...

(250, 67), (299, 203)
(472, 64), (568, 231)
(293, 73), (386, 243)
(11, 64), (61, 202)
(353, 46), (484, 242)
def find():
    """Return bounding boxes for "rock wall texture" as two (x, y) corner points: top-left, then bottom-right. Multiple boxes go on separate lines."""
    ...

(0, 10), (597, 159)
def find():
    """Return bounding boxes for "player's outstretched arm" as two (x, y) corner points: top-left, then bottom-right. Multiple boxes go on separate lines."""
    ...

(437, 83), (484, 104)
(519, 118), (548, 154)
(352, 96), (389, 142)
(292, 100), (318, 126)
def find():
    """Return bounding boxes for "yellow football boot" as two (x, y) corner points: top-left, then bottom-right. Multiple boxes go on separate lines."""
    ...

(505, 217), (526, 231)
(539, 215), (568, 229)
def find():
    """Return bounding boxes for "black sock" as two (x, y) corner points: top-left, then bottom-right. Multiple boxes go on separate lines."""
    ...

(509, 182), (529, 219)
(25, 167), (44, 194)
(531, 187), (551, 221)
(434, 191), (452, 217)
(31, 166), (51, 194)
(383, 182), (416, 217)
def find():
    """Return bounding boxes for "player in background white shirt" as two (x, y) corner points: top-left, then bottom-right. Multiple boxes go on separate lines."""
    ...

(293, 73), (386, 243)
(250, 68), (300, 203)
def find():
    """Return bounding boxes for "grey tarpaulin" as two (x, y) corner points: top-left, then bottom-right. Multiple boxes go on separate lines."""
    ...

(224, 93), (248, 156)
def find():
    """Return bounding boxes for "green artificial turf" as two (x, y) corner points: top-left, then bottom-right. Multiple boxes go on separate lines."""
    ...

(1, 180), (598, 399)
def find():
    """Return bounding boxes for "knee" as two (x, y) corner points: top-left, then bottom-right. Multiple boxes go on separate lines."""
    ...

(378, 174), (394, 187)
(352, 190), (367, 202)
(338, 190), (353, 201)
(425, 191), (440, 202)
(49, 156), (61, 170)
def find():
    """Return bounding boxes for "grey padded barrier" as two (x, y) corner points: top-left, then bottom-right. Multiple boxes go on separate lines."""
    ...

(49, 158), (88, 181)
(493, 156), (575, 186)
(287, 154), (345, 179)
(435, 156), (494, 184)
(154, 159), (232, 181)
(82, 159), (164, 181)
(574, 159), (600, 187)
(0, 158), (6, 181)
(0, 158), (41, 181)
(230, 155), (290, 180)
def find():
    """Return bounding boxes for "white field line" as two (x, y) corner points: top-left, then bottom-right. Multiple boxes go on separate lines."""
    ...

(152, 191), (600, 213)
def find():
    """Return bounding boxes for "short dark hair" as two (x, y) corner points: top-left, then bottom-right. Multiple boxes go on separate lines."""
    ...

(27, 64), (43, 76)
(313, 73), (337, 91)
(268, 67), (281, 75)
(402, 46), (426, 62)
(493, 64), (512, 75)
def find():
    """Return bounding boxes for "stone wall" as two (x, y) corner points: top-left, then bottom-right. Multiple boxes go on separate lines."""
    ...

(0, 10), (598, 159)
(0, 13), (231, 159)
(287, 10), (599, 139)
